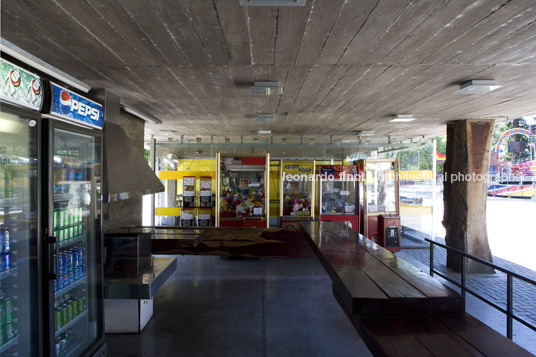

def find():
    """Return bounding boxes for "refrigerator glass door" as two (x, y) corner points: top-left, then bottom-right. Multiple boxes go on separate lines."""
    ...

(0, 108), (40, 356)
(51, 128), (101, 356)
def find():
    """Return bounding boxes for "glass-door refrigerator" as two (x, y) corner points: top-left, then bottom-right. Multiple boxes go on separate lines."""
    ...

(0, 104), (41, 357)
(42, 81), (105, 357)
(0, 58), (44, 356)
(1, 58), (105, 357)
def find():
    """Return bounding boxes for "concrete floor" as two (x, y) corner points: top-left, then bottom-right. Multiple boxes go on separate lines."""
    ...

(105, 255), (372, 357)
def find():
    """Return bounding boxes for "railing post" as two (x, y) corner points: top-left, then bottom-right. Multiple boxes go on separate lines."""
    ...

(460, 256), (466, 297)
(429, 242), (434, 277)
(507, 274), (513, 340)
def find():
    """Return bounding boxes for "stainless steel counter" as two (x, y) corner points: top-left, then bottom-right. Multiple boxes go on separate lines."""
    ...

(104, 257), (177, 299)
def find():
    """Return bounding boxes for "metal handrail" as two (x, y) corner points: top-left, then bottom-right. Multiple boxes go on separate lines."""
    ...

(425, 238), (536, 340)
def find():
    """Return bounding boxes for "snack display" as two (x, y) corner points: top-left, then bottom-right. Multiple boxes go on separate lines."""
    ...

(199, 177), (212, 208)
(182, 176), (196, 208)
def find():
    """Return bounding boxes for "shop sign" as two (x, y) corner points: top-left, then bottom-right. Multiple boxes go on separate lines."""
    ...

(0, 59), (43, 110)
(282, 162), (314, 175)
(49, 82), (104, 129)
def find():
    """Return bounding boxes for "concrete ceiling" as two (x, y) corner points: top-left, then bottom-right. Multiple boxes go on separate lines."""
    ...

(2, 0), (536, 153)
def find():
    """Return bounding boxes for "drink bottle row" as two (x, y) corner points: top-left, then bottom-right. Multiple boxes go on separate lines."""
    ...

(54, 247), (85, 292)
(53, 205), (86, 243)
(0, 162), (16, 200)
(54, 292), (87, 332)
(0, 295), (17, 347)
(0, 226), (13, 272)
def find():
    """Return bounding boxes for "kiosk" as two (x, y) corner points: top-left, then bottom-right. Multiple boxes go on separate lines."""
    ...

(355, 159), (401, 252)
(216, 153), (270, 228)
(279, 161), (315, 229)
(317, 165), (359, 232)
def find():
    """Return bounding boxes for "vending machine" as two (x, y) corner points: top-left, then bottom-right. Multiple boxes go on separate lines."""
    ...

(355, 159), (401, 252)
(0, 58), (105, 356)
(317, 165), (359, 232)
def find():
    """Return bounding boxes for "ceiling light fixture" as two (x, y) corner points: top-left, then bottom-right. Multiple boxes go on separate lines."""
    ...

(355, 130), (375, 137)
(240, 0), (306, 7)
(458, 80), (501, 94)
(1, 38), (91, 93)
(258, 130), (272, 136)
(250, 82), (283, 95)
(390, 114), (415, 122)
(256, 113), (276, 122)
(121, 103), (162, 125)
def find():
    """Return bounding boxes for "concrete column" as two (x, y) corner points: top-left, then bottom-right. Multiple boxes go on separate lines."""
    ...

(443, 119), (494, 273)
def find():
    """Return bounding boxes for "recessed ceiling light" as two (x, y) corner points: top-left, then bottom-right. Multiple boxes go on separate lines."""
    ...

(240, 0), (306, 7)
(458, 80), (501, 94)
(250, 82), (283, 95)
(355, 130), (375, 137)
(256, 113), (276, 122)
(390, 114), (415, 122)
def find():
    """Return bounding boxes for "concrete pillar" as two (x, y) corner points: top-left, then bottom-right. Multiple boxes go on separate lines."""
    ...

(443, 119), (494, 273)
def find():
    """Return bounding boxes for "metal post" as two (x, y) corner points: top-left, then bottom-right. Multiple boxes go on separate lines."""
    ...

(507, 274), (513, 339)
(432, 139), (436, 241)
(429, 242), (434, 277)
(460, 256), (466, 297)
(150, 135), (156, 227)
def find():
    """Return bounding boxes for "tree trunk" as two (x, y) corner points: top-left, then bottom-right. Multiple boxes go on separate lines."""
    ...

(443, 120), (494, 274)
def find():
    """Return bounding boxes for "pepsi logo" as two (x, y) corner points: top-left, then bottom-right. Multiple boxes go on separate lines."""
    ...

(31, 80), (41, 95)
(60, 91), (72, 114)
(9, 70), (21, 87)
(57, 89), (101, 121)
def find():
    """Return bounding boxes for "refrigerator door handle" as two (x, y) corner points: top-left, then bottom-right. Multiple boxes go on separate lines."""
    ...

(46, 235), (59, 280)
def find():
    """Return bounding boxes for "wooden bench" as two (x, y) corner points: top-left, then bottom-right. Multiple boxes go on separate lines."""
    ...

(301, 221), (533, 357)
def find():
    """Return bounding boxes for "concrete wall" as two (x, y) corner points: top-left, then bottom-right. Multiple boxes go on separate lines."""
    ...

(103, 112), (146, 232)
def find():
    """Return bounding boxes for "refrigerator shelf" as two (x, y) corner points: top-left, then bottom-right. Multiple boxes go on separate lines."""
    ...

(60, 234), (87, 248)
(0, 266), (18, 280)
(55, 310), (88, 337)
(56, 181), (91, 185)
(55, 276), (87, 298)
(54, 193), (75, 202)
(0, 335), (19, 353)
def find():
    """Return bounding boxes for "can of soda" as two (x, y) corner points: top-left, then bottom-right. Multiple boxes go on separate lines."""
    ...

(67, 251), (73, 272)
(64, 303), (71, 323)
(0, 296), (5, 322)
(55, 342), (61, 355)
(58, 274), (64, 290)
(2, 227), (10, 253)
(78, 207), (83, 223)
(63, 273), (69, 288)
(0, 228), (4, 253)
(5, 297), (13, 323)
(0, 325), (5, 346)
(6, 322), (15, 340)
(68, 271), (74, 285)
(59, 208), (65, 228)
(64, 227), (70, 241)
(2, 253), (11, 270)
(55, 310), (62, 331)
(73, 248), (79, 268)
(54, 278), (58, 292)
(76, 298), (83, 315)
(54, 209), (59, 229)
(78, 247), (83, 267)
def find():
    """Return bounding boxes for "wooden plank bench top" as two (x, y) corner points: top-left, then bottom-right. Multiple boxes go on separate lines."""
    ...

(301, 221), (533, 357)
(301, 221), (464, 317)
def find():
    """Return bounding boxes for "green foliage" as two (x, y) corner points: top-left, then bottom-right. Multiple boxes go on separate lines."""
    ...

(144, 149), (150, 163)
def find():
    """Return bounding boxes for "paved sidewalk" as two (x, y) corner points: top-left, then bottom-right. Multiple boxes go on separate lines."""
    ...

(396, 243), (536, 355)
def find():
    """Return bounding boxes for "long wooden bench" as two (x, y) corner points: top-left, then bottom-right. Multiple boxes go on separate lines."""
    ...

(301, 221), (533, 357)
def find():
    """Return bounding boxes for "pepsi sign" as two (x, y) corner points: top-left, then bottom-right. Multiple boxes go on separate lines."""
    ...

(49, 82), (104, 129)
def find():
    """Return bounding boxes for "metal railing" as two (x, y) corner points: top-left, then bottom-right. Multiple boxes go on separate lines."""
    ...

(425, 238), (536, 340)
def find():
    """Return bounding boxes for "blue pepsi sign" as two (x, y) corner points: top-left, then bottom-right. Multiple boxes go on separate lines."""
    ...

(49, 82), (104, 129)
